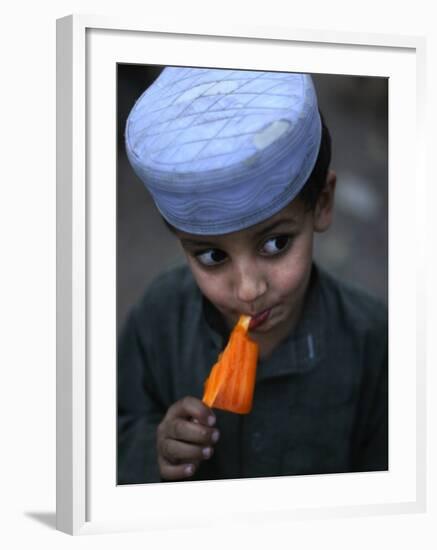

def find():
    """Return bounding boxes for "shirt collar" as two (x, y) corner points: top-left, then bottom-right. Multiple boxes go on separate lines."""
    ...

(202, 263), (327, 380)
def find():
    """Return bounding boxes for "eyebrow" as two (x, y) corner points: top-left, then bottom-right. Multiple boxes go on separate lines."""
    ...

(179, 237), (219, 249)
(253, 216), (298, 238)
(179, 216), (298, 249)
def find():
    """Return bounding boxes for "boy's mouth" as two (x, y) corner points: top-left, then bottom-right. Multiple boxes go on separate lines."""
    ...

(249, 308), (272, 330)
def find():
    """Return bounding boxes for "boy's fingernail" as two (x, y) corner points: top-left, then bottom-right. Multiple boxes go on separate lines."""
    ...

(207, 415), (216, 426)
(211, 430), (220, 443)
(184, 464), (194, 476)
(202, 447), (212, 458)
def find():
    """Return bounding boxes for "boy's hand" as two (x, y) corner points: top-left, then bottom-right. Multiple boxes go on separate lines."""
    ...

(157, 396), (220, 481)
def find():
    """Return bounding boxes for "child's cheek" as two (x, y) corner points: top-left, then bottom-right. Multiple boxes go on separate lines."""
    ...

(189, 265), (229, 307)
(273, 249), (312, 299)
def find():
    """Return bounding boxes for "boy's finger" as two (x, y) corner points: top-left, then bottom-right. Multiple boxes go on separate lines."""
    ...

(161, 438), (214, 463)
(168, 418), (219, 446)
(158, 459), (198, 481)
(168, 396), (216, 426)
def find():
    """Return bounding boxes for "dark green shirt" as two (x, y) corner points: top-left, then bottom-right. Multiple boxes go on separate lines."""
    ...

(117, 263), (388, 484)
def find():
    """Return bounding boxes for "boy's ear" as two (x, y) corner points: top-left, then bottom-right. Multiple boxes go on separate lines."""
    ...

(313, 170), (336, 232)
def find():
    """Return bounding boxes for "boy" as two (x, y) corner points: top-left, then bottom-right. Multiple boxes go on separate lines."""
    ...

(118, 67), (388, 484)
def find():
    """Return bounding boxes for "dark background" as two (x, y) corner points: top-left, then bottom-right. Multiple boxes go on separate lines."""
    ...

(117, 65), (388, 335)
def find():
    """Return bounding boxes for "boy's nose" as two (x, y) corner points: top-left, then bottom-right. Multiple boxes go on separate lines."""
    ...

(234, 265), (267, 305)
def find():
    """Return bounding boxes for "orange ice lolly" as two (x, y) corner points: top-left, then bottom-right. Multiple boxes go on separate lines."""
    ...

(202, 315), (259, 414)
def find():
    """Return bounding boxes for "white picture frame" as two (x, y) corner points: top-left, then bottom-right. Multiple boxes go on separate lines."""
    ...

(56, 14), (427, 535)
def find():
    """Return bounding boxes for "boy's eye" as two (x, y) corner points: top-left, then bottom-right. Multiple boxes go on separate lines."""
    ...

(195, 248), (227, 267)
(260, 235), (291, 256)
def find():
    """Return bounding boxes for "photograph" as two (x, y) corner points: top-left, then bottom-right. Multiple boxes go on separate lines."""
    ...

(116, 65), (389, 485)
(0, 0), (432, 542)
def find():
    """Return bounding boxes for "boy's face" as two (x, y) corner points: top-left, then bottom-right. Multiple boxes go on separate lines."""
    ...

(177, 172), (336, 354)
